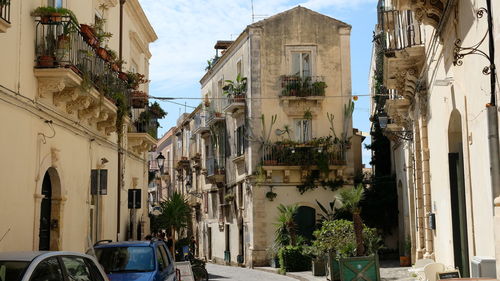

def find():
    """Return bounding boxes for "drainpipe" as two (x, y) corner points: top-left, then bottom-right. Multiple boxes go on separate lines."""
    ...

(485, 0), (500, 200)
(117, 0), (126, 242)
(421, 111), (434, 259)
(413, 118), (425, 258)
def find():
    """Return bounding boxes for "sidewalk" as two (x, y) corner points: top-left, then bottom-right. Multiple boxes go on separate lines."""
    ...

(255, 260), (415, 281)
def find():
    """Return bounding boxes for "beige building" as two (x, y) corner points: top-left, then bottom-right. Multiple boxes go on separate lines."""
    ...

(164, 7), (363, 267)
(370, 0), (500, 277)
(0, 0), (158, 252)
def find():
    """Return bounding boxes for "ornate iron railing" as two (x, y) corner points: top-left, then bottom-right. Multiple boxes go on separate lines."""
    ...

(35, 17), (126, 101)
(0, 1), (11, 23)
(262, 142), (346, 166)
(280, 76), (326, 97)
(381, 9), (423, 52)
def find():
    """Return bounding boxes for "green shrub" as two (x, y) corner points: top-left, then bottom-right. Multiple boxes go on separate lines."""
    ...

(278, 246), (311, 272)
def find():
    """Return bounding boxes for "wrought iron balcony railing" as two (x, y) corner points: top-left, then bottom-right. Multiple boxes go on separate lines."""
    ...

(206, 107), (225, 125)
(193, 111), (209, 134)
(262, 142), (346, 166)
(205, 156), (225, 177)
(130, 107), (159, 139)
(280, 76), (326, 97)
(0, 1), (11, 24)
(35, 17), (126, 101)
(381, 9), (423, 52)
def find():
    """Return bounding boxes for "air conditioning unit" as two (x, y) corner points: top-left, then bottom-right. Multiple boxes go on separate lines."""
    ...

(471, 256), (496, 278)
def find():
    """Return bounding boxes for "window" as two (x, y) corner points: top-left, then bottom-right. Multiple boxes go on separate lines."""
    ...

(85, 259), (106, 281)
(294, 119), (312, 142)
(48, 0), (63, 8)
(235, 126), (246, 157)
(0, 261), (29, 281)
(61, 257), (92, 281)
(29, 258), (63, 281)
(158, 245), (171, 267)
(94, 247), (155, 273)
(291, 52), (311, 77)
(237, 60), (242, 77)
(156, 247), (167, 271)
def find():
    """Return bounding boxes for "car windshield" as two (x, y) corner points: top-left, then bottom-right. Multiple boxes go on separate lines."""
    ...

(94, 246), (154, 273)
(0, 261), (30, 281)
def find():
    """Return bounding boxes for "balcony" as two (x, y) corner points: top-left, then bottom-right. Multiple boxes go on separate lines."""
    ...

(127, 108), (158, 156)
(192, 111), (210, 135)
(222, 95), (245, 115)
(379, 9), (424, 99)
(205, 156), (225, 184)
(382, 0), (447, 29)
(262, 141), (347, 167)
(0, 1), (11, 32)
(279, 76), (326, 115)
(384, 90), (411, 128)
(206, 109), (225, 127)
(34, 17), (126, 136)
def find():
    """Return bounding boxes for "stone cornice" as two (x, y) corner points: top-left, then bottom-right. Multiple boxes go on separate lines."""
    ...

(129, 30), (152, 59)
(125, 0), (158, 44)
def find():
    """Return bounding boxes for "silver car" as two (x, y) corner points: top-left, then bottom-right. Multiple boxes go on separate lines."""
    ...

(0, 251), (109, 281)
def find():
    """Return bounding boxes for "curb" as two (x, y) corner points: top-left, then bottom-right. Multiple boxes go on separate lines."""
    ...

(253, 267), (312, 281)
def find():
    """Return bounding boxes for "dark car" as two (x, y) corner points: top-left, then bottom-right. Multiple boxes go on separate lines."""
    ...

(0, 251), (109, 281)
(92, 240), (177, 281)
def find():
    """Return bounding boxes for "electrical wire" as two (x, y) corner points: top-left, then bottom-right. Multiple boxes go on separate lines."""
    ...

(149, 94), (371, 101)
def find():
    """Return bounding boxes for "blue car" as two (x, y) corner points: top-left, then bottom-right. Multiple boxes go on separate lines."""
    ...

(92, 240), (177, 281)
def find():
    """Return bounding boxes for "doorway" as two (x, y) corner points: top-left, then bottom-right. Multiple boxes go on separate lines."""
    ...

(295, 206), (316, 240)
(448, 110), (469, 277)
(207, 227), (212, 260)
(39, 172), (52, 250)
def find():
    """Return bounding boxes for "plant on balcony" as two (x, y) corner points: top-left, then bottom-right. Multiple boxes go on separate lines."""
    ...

(126, 71), (149, 90)
(91, 4), (112, 47)
(205, 55), (220, 71)
(80, 24), (99, 48)
(312, 81), (327, 96)
(32, 6), (75, 24)
(130, 90), (149, 108)
(266, 190), (277, 201)
(224, 193), (235, 203)
(149, 101), (166, 119)
(223, 74), (247, 101)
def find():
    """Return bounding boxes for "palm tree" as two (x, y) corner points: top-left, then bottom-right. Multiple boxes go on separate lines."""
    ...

(275, 204), (299, 246)
(158, 192), (191, 261)
(337, 185), (365, 256)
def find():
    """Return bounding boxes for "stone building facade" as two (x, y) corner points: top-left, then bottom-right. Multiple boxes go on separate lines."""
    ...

(165, 7), (363, 267)
(0, 0), (158, 251)
(370, 0), (500, 277)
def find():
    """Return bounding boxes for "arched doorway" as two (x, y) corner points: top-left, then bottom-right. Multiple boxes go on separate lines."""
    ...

(38, 168), (62, 251)
(295, 206), (316, 240)
(448, 110), (469, 277)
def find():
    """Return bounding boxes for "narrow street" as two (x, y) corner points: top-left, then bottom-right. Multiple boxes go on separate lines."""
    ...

(207, 263), (296, 281)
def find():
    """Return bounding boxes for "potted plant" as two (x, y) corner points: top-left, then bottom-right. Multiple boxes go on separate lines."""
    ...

(80, 24), (99, 47)
(32, 7), (74, 24)
(130, 90), (148, 108)
(265, 191), (277, 201)
(149, 102), (166, 119)
(126, 72), (149, 90)
(400, 238), (411, 266)
(223, 73), (247, 102)
(312, 81), (327, 96)
(303, 244), (326, 276)
(224, 193), (235, 203)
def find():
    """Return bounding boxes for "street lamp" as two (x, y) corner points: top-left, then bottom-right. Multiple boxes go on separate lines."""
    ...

(156, 152), (165, 203)
(156, 152), (165, 174)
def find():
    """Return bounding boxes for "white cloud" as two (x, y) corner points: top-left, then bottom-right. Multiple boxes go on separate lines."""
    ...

(138, 0), (375, 133)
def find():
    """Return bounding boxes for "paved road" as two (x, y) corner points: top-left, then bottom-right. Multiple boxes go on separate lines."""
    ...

(207, 263), (296, 281)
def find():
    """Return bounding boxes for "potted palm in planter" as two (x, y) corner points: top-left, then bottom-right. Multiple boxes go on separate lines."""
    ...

(303, 244), (326, 276)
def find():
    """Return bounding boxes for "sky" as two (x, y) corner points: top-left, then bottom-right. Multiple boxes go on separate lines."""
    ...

(138, 0), (377, 165)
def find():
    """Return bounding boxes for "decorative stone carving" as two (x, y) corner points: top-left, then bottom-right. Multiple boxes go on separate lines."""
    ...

(283, 170), (290, 183)
(66, 96), (91, 114)
(90, 111), (109, 125)
(97, 114), (116, 132)
(38, 78), (66, 98)
(51, 147), (60, 168)
(412, 0), (445, 29)
(53, 88), (78, 106)
(79, 103), (100, 121)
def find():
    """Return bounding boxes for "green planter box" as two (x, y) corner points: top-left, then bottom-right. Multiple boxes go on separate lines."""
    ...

(339, 255), (380, 281)
(312, 257), (326, 276)
(224, 251), (231, 263)
(326, 253), (340, 281)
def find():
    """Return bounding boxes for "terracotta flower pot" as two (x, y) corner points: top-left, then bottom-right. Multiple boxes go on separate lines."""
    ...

(37, 55), (55, 67)
(40, 13), (62, 24)
(96, 47), (109, 61)
(111, 63), (119, 72)
(118, 71), (128, 81)
(80, 24), (99, 48)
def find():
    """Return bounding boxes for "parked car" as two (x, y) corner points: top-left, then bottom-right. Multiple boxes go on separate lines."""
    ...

(0, 251), (109, 281)
(92, 240), (177, 281)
